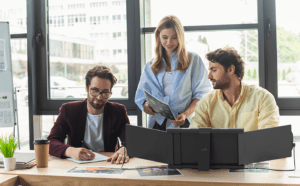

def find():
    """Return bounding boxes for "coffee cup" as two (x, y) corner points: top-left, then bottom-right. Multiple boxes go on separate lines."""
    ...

(34, 139), (50, 168)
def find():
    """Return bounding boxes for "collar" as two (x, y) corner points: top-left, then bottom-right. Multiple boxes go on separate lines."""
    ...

(219, 82), (245, 103)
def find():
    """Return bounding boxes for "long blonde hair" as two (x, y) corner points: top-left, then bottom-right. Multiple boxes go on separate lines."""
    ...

(151, 15), (190, 74)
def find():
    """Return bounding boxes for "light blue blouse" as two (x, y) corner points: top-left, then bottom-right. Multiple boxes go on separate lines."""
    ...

(135, 52), (211, 129)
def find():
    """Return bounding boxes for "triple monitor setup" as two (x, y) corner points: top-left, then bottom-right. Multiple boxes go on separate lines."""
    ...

(126, 125), (294, 171)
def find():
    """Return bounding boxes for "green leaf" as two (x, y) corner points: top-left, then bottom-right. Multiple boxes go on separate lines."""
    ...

(0, 133), (19, 158)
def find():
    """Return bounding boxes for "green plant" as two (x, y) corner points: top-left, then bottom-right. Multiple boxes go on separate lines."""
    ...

(253, 68), (257, 79)
(282, 69), (286, 80)
(0, 134), (19, 158)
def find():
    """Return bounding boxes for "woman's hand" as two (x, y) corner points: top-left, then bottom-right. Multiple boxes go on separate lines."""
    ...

(143, 101), (156, 115)
(171, 113), (187, 127)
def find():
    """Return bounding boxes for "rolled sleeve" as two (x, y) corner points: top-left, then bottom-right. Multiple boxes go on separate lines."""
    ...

(190, 96), (211, 128)
(258, 91), (280, 129)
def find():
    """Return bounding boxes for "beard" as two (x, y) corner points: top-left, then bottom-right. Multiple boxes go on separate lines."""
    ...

(87, 96), (106, 110)
(210, 73), (231, 90)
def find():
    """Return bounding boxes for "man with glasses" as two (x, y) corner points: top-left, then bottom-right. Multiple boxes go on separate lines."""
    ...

(48, 65), (130, 164)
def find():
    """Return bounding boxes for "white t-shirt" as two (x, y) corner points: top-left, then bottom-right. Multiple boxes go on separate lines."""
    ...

(163, 71), (173, 96)
(83, 112), (105, 152)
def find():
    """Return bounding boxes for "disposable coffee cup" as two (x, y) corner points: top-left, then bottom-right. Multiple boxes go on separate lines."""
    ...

(34, 139), (50, 168)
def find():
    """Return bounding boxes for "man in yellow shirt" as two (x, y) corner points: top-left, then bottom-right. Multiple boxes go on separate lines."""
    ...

(190, 47), (279, 131)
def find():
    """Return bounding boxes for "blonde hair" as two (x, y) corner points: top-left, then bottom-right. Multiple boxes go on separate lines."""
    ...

(151, 15), (190, 74)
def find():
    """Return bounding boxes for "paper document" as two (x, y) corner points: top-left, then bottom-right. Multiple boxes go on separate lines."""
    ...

(0, 39), (7, 71)
(67, 166), (125, 174)
(0, 91), (14, 127)
(67, 153), (109, 164)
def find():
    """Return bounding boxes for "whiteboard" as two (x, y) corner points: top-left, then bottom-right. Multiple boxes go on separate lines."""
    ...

(0, 22), (15, 127)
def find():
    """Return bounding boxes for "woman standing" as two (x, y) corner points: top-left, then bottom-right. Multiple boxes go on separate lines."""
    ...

(135, 15), (211, 130)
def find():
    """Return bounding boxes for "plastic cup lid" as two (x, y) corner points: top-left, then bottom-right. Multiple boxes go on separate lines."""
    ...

(33, 139), (50, 144)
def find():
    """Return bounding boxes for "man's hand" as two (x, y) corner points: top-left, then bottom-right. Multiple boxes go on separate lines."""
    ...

(143, 102), (155, 115)
(171, 113), (187, 127)
(64, 147), (95, 160)
(106, 147), (129, 164)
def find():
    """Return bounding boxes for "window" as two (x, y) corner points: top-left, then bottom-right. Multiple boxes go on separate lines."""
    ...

(113, 32), (122, 40)
(90, 16), (96, 25)
(50, 16), (64, 27)
(0, 0), (29, 150)
(17, 18), (23, 25)
(144, 0), (259, 87)
(28, 0), (300, 149)
(141, 0), (260, 127)
(112, 1), (121, 6)
(276, 0), (300, 98)
(145, 0), (257, 27)
(49, 5), (63, 10)
(68, 4), (85, 9)
(67, 14), (86, 26)
(48, 0), (128, 102)
(112, 15), (121, 23)
(90, 2), (107, 8)
(90, 16), (102, 25)
(112, 1), (125, 6)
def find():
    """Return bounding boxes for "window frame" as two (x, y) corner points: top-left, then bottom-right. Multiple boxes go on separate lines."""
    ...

(28, 0), (139, 116)
(26, 0), (300, 149)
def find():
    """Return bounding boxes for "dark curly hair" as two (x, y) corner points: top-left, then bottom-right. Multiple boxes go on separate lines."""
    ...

(206, 47), (245, 80)
(85, 65), (117, 90)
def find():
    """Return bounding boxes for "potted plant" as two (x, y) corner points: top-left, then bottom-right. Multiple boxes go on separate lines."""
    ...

(0, 134), (19, 171)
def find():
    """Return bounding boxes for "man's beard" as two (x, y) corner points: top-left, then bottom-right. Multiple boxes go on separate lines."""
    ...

(88, 97), (105, 110)
(210, 74), (231, 90)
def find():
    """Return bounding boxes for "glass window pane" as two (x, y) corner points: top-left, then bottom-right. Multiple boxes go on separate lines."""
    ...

(144, 0), (257, 27)
(14, 39), (29, 150)
(145, 30), (259, 86)
(0, 1), (29, 150)
(280, 116), (300, 142)
(0, 0), (27, 34)
(0, 39), (29, 150)
(49, 0), (128, 100)
(276, 0), (300, 98)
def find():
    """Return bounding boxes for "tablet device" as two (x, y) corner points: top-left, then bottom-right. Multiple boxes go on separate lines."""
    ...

(143, 89), (176, 120)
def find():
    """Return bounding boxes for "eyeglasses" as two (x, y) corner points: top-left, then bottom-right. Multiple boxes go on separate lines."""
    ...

(90, 89), (112, 99)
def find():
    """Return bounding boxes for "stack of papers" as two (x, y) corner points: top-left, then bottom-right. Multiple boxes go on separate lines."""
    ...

(0, 152), (36, 169)
(67, 153), (109, 164)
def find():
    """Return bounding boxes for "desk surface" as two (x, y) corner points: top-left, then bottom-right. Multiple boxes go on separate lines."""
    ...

(0, 152), (300, 186)
(0, 174), (18, 186)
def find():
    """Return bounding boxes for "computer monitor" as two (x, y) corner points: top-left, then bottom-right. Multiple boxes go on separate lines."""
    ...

(126, 125), (293, 171)
(166, 128), (244, 170)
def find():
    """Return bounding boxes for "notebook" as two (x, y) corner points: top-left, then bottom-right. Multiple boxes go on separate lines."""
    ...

(67, 152), (109, 164)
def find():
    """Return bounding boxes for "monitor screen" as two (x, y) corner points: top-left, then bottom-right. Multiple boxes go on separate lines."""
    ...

(210, 128), (244, 167)
(167, 128), (244, 168)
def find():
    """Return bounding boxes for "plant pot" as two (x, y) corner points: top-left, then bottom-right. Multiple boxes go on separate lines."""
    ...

(3, 157), (16, 171)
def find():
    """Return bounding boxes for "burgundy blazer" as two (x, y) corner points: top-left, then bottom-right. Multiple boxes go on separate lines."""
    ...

(47, 99), (130, 158)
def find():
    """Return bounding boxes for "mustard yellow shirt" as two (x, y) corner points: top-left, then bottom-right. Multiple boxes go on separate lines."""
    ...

(190, 83), (279, 131)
